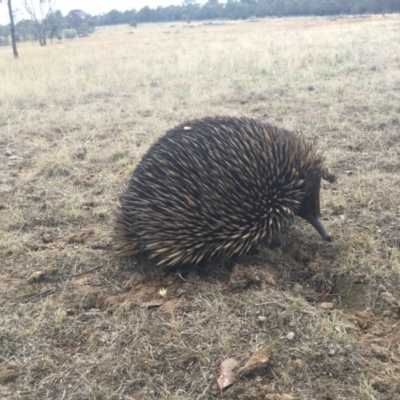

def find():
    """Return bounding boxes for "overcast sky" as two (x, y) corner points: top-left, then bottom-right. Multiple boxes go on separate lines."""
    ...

(1, 1), (209, 25)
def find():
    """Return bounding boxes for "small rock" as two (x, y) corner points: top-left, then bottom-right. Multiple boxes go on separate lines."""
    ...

(41, 232), (54, 243)
(257, 316), (267, 322)
(4, 150), (12, 156)
(286, 332), (295, 340)
(320, 302), (335, 310)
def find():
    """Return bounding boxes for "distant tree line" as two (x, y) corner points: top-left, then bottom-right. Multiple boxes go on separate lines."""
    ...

(1, 0), (400, 47)
(131, 0), (400, 22)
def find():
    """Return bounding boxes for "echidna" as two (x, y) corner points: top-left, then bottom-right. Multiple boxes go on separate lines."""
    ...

(114, 116), (331, 268)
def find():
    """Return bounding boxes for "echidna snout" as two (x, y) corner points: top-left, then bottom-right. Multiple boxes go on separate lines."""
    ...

(303, 213), (331, 242)
(296, 177), (332, 242)
(114, 116), (331, 267)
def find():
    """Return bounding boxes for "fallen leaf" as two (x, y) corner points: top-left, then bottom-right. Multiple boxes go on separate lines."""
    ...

(217, 358), (238, 395)
(141, 300), (165, 308)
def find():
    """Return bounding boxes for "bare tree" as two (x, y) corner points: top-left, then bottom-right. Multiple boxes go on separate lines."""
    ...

(21, 0), (56, 46)
(0, 0), (18, 57)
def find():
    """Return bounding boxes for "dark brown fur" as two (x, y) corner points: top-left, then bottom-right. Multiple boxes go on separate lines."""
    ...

(114, 116), (331, 268)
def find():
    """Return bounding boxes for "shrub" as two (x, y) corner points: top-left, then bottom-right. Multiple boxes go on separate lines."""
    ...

(63, 29), (77, 39)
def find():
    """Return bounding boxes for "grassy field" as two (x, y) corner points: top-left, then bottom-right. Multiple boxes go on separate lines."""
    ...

(1, 15), (400, 400)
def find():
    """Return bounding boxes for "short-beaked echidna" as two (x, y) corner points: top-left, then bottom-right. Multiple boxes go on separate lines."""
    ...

(114, 116), (331, 268)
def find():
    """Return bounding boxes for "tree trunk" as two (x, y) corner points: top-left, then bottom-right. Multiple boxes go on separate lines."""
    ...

(7, 0), (18, 58)
(38, 26), (47, 46)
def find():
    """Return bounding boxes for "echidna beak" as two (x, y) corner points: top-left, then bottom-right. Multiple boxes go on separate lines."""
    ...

(303, 213), (332, 242)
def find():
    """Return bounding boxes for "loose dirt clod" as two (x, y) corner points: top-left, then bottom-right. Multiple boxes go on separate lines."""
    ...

(0, 361), (21, 383)
(238, 347), (274, 376)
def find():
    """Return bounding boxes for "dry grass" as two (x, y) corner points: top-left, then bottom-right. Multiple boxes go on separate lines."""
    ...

(1, 15), (400, 400)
